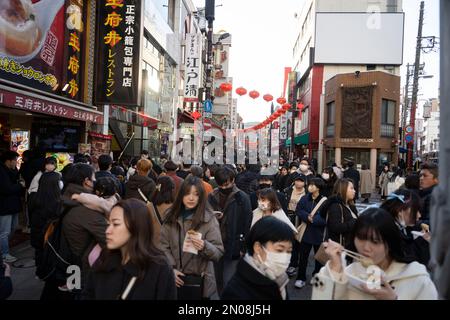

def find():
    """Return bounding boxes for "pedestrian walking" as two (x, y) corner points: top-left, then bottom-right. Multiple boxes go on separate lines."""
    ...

(164, 160), (184, 196)
(320, 166), (337, 198)
(222, 216), (294, 300)
(285, 173), (307, 277)
(419, 163), (439, 225)
(207, 166), (252, 294)
(190, 165), (214, 195)
(379, 164), (393, 200)
(0, 151), (24, 263)
(312, 208), (438, 300)
(319, 178), (358, 248)
(124, 159), (157, 202)
(343, 161), (360, 200)
(294, 178), (327, 289)
(84, 199), (176, 300)
(359, 164), (374, 203)
(151, 176), (175, 223)
(249, 174), (288, 213)
(160, 176), (224, 300)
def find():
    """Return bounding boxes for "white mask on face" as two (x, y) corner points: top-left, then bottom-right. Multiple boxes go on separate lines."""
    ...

(322, 173), (330, 180)
(257, 247), (291, 280)
(258, 201), (270, 211)
(299, 164), (308, 172)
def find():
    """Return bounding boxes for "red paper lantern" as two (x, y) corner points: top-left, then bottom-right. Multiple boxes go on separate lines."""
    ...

(235, 87), (247, 96)
(277, 97), (286, 105)
(282, 103), (291, 111)
(263, 94), (273, 102)
(191, 111), (201, 120)
(297, 102), (304, 110)
(249, 90), (260, 99)
(220, 82), (232, 92)
(280, 108), (287, 114)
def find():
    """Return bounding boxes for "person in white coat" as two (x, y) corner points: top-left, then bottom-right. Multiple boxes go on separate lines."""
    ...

(312, 207), (438, 300)
(251, 188), (297, 234)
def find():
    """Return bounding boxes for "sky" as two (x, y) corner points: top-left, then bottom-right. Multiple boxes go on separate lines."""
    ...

(192, 0), (440, 123)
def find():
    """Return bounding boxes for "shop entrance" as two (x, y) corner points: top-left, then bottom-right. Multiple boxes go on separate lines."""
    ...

(342, 148), (371, 169)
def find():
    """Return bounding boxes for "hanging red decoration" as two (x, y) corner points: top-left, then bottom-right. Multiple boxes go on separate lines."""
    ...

(235, 87), (247, 96)
(277, 97), (286, 105)
(191, 111), (201, 120)
(263, 94), (273, 102)
(220, 82), (233, 92)
(297, 102), (304, 110)
(280, 108), (287, 114)
(249, 90), (260, 99)
(282, 103), (292, 111)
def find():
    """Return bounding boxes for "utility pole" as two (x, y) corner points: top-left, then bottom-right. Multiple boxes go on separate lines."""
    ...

(407, 1), (424, 168)
(430, 0), (450, 300)
(401, 64), (411, 156)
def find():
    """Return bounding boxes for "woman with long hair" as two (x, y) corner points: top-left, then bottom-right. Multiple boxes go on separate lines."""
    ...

(84, 199), (176, 300)
(29, 172), (62, 272)
(160, 176), (224, 299)
(312, 208), (437, 300)
(380, 190), (430, 266)
(151, 176), (175, 222)
(319, 178), (358, 247)
(320, 166), (337, 198)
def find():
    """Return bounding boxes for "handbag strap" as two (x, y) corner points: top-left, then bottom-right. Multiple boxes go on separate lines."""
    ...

(138, 188), (163, 225)
(310, 197), (327, 218)
(120, 276), (137, 300)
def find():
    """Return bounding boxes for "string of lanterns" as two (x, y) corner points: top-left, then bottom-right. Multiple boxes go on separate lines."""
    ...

(218, 82), (303, 133)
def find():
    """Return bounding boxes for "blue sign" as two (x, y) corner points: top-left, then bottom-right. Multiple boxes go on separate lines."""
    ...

(203, 100), (213, 113)
(405, 134), (413, 143)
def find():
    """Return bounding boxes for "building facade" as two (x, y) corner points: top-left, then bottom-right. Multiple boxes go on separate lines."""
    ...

(323, 71), (401, 180)
(290, 0), (403, 172)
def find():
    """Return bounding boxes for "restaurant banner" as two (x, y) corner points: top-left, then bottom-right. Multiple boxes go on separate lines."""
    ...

(95, 0), (143, 106)
(89, 131), (112, 160)
(63, 0), (85, 101)
(184, 33), (202, 102)
(0, 87), (103, 124)
(0, 0), (65, 93)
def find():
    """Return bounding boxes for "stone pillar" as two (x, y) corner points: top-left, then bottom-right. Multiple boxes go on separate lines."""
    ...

(370, 148), (377, 187)
(335, 147), (341, 166)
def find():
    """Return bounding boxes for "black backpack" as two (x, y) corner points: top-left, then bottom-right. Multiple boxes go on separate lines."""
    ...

(36, 206), (81, 282)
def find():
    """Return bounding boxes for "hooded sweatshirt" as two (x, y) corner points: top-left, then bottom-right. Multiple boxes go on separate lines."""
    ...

(313, 260), (438, 300)
(124, 174), (156, 202)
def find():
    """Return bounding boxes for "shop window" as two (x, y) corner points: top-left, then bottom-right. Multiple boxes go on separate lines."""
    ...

(326, 101), (335, 137)
(381, 99), (395, 137)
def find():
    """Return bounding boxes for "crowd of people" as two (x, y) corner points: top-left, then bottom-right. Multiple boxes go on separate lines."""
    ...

(0, 149), (440, 300)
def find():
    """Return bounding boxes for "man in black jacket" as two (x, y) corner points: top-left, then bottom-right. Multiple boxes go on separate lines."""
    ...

(343, 161), (360, 200)
(208, 166), (253, 295)
(0, 151), (24, 263)
(419, 162), (439, 225)
(96, 154), (123, 196)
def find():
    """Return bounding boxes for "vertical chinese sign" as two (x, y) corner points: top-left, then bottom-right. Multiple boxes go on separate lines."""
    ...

(64, 0), (85, 100)
(184, 33), (202, 103)
(95, 0), (143, 106)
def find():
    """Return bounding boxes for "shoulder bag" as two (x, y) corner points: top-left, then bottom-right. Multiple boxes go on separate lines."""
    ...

(176, 226), (204, 300)
(295, 197), (327, 243)
(314, 205), (344, 265)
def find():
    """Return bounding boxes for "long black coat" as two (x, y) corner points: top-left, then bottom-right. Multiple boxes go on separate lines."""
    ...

(84, 253), (176, 300)
(419, 185), (436, 225)
(319, 196), (357, 247)
(344, 168), (360, 197)
(208, 187), (252, 260)
(222, 258), (282, 300)
(0, 163), (23, 216)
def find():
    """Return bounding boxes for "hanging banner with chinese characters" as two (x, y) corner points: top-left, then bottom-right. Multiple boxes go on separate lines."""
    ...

(184, 33), (202, 102)
(63, 0), (85, 100)
(0, 0), (65, 94)
(95, 0), (143, 106)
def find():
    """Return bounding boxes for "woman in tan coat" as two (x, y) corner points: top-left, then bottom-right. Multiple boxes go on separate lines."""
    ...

(160, 176), (224, 300)
(359, 164), (374, 203)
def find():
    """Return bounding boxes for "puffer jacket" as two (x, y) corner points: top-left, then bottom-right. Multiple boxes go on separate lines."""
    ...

(125, 175), (156, 202)
(160, 208), (224, 298)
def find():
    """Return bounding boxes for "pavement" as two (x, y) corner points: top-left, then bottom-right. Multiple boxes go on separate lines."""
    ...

(6, 195), (380, 300)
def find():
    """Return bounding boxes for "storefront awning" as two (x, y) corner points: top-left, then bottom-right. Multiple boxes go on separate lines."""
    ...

(285, 133), (309, 146)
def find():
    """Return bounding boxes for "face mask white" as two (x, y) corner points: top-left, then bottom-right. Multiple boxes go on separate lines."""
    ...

(257, 247), (291, 280)
(322, 173), (330, 180)
(258, 201), (270, 211)
(299, 164), (308, 172)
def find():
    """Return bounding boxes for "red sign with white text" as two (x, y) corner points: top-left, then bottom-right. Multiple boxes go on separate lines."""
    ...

(0, 88), (103, 124)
